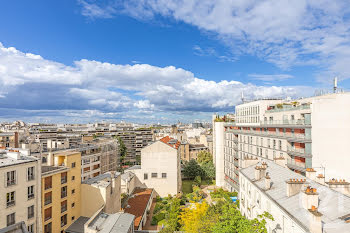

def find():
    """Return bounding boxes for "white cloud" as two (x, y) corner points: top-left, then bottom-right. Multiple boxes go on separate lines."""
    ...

(248, 74), (294, 82)
(0, 42), (312, 121)
(78, 0), (350, 82)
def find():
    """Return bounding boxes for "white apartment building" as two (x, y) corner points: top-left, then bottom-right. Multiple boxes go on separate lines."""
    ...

(240, 160), (350, 233)
(0, 148), (41, 233)
(215, 92), (350, 192)
(132, 137), (182, 197)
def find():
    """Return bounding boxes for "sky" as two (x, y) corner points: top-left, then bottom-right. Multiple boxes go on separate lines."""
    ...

(1, 0), (350, 123)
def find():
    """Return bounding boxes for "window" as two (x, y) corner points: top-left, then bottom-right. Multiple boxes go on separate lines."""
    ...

(71, 202), (75, 208)
(44, 192), (52, 205)
(61, 214), (67, 227)
(7, 213), (15, 226)
(72, 189), (75, 194)
(44, 207), (52, 221)
(61, 172), (67, 184)
(61, 200), (67, 213)
(27, 167), (35, 181)
(162, 173), (167, 178)
(61, 186), (67, 198)
(44, 177), (52, 190)
(72, 176), (75, 181)
(28, 185), (35, 200)
(27, 224), (34, 233)
(72, 216), (75, 221)
(144, 173), (148, 180)
(6, 191), (15, 207)
(71, 162), (76, 168)
(6, 170), (16, 186)
(28, 205), (34, 219)
(44, 222), (52, 233)
(151, 173), (157, 178)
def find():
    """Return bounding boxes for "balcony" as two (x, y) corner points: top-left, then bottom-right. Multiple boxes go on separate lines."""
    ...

(234, 160), (239, 167)
(287, 147), (312, 158)
(286, 159), (306, 172)
(261, 119), (310, 126)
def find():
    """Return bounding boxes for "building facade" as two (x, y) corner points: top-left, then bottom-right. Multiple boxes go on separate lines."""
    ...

(41, 151), (81, 233)
(215, 92), (350, 192)
(0, 149), (41, 233)
(0, 132), (19, 148)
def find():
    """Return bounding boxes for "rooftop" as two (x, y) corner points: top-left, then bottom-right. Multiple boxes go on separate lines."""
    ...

(82, 171), (121, 185)
(65, 216), (90, 233)
(124, 188), (154, 229)
(0, 151), (38, 169)
(87, 212), (134, 233)
(160, 136), (180, 149)
(0, 221), (28, 233)
(240, 160), (350, 233)
(42, 165), (69, 176)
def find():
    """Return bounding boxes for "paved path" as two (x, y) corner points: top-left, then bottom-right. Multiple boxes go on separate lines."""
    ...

(143, 198), (162, 231)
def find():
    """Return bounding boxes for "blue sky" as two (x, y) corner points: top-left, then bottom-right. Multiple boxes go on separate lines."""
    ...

(0, 0), (350, 123)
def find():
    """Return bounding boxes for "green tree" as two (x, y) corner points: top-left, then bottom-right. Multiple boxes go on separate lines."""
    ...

(115, 136), (127, 163)
(183, 159), (203, 179)
(201, 160), (216, 179)
(197, 151), (213, 164)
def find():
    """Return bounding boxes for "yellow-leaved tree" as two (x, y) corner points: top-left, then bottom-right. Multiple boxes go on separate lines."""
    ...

(180, 201), (209, 233)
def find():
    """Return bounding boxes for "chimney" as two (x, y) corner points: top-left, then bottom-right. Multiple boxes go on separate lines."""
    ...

(254, 165), (266, 180)
(47, 152), (54, 166)
(316, 174), (325, 185)
(301, 186), (319, 210)
(265, 175), (271, 190)
(309, 206), (323, 233)
(306, 168), (317, 181)
(286, 178), (307, 197)
(273, 157), (286, 167)
(326, 179), (350, 196)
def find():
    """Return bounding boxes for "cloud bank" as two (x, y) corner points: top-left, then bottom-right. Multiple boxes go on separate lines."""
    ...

(0, 42), (308, 123)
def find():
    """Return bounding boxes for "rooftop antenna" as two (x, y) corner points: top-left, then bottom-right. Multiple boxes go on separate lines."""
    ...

(241, 91), (245, 103)
(333, 77), (338, 93)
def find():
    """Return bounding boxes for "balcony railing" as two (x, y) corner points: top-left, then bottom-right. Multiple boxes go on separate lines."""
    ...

(7, 179), (16, 186)
(45, 215), (52, 222)
(28, 193), (35, 200)
(266, 104), (310, 113)
(61, 177), (67, 184)
(61, 191), (67, 199)
(287, 147), (305, 154)
(287, 159), (306, 169)
(61, 205), (67, 213)
(28, 175), (35, 181)
(262, 119), (310, 126)
(44, 198), (52, 205)
(6, 200), (15, 208)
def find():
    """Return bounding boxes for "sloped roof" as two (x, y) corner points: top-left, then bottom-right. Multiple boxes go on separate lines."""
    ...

(124, 188), (153, 229)
(160, 136), (180, 150)
(240, 160), (350, 233)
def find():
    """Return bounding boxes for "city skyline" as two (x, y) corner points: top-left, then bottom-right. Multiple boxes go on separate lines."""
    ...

(1, 1), (350, 123)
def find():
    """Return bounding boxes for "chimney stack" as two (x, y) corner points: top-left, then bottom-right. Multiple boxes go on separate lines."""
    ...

(309, 205), (323, 233)
(326, 179), (350, 196)
(286, 178), (307, 197)
(316, 174), (325, 185)
(301, 186), (319, 210)
(254, 165), (266, 180)
(47, 152), (54, 166)
(306, 168), (317, 181)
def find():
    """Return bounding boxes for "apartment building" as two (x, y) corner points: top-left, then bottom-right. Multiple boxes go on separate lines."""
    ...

(0, 132), (19, 148)
(80, 172), (121, 218)
(132, 137), (182, 197)
(215, 92), (350, 192)
(41, 151), (81, 233)
(0, 149), (41, 233)
(240, 160), (350, 233)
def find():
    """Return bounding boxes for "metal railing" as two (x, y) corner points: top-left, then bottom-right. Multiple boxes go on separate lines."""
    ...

(61, 205), (67, 213)
(44, 198), (52, 205)
(287, 147), (305, 154)
(28, 193), (35, 200)
(6, 200), (15, 208)
(7, 179), (16, 186)
(287, 159), (306, 168)
(261, 119), (310, 126)
(266, 104), (310, 113)
(61, 177), (67, 184)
